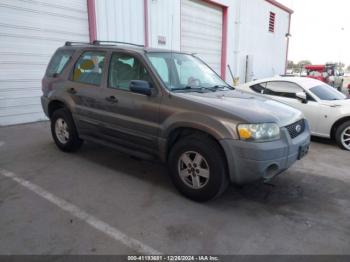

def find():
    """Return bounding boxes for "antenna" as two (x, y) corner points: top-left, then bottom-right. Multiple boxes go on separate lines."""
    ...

(170, 13), (174, 90)
(171, 14), (174, 52)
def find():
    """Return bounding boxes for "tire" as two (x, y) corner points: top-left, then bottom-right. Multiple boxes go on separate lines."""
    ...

(335, 121), (350, 151)
(51, 108), (83, 152)
(168, 134), (229, 202)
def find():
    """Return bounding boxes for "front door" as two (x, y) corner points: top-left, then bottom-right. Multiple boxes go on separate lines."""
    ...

(100, 52), (161, 154)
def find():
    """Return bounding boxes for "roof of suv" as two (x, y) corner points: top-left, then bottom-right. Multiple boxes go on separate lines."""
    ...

(61, 41), (190, 55)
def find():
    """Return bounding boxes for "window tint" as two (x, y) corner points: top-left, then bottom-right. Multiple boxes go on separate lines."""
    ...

(310, 84), (346, 101)
(72, 51), (106, 86)
(46, 50), (74, 77)
(264, 81), (303, 99)
(250, 83), (266, 93)
(108, 53), (152, 90)
(306, 93), (316, 101)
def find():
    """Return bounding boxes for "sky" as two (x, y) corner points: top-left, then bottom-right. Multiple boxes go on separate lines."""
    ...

(278, 0), (350, 67)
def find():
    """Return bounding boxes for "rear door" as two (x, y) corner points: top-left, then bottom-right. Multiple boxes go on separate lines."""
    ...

(99, 52), (161, 154)
(64, 50), (107, 136)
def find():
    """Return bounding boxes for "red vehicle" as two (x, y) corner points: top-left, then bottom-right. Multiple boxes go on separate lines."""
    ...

(305, 64), (344, 91)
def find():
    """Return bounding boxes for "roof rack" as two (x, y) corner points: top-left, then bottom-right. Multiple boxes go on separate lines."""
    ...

(92, 40), (144, 48)
(65, 41), (92, 46)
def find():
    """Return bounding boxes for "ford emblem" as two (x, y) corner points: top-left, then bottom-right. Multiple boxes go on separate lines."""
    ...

(295, 124), (302, 133)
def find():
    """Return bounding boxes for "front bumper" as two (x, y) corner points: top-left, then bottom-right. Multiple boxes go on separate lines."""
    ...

(220, 122), (310, 184)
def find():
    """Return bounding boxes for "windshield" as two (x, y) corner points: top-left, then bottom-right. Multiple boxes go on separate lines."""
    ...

(309, 84), (346, 101)
(146, 52), (230, 92)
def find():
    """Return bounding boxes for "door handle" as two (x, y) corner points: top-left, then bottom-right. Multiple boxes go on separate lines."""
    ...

(67, 87), (77, 94)
(105, 95), (118, 103)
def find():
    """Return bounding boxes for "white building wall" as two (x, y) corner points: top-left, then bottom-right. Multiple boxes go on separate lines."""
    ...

(147, 0), (181, 50)
(233, 0), (290, 83)
(93, 0), (290, 84)
(95, 0), (145, 45)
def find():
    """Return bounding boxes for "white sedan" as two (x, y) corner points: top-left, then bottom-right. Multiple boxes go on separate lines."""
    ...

(236, 77), (350, 151)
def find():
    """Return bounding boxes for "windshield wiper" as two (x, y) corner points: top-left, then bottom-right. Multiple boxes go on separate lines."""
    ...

(171, 86), (216, 93)
(210, 85), (234, 90)
(171, 86), (206, 93)
(171, 85), (233, 93)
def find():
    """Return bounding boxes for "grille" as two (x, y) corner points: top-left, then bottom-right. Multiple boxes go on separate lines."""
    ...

(285, 119), (305, 139)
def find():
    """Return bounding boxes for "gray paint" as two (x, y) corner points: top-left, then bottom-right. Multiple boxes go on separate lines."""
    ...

(42, 44), (309, 184)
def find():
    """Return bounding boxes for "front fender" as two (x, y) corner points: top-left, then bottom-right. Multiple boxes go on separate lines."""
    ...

(157, 111), (239, 162)
(160, 112), (237, 140)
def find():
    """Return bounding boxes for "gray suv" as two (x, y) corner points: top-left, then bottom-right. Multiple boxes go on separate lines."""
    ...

(41, 41), (310, 202)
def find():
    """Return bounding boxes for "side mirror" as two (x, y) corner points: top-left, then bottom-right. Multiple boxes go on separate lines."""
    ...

(296, 91), (308, 104)
(129, 80), (152, 96)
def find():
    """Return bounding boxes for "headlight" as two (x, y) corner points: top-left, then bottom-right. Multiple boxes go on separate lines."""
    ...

(237, 123), (280, 142)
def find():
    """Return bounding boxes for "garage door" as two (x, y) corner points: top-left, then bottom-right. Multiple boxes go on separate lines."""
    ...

(181, 0), (223, 75)
(0, 0), (89, 126)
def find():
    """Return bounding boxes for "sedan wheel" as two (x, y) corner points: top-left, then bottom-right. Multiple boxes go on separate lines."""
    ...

(341, 127), (350, 150)
(335, 121), (350, 151)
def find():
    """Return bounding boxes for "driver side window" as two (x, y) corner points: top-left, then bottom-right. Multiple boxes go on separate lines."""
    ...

(108, 53), (152, 91)
(264, 81), (303, 99)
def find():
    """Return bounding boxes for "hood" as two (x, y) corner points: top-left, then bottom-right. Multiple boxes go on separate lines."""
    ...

(175, 89), (303, 127)
(318, 99), (350, 108)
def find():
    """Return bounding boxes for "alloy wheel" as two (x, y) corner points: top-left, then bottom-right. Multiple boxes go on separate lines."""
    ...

(178, 151), (210, 189)
(341, 126), (350, 150)
(55, 118), (70, 144)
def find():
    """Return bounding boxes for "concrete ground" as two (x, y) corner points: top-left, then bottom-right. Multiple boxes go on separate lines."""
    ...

(0, 121), (350, 255)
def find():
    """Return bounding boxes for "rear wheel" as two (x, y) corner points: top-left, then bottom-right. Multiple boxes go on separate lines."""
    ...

(51, 108), (83, 152)
(168, 135), (229, 202)
(335, 121), (350, 151)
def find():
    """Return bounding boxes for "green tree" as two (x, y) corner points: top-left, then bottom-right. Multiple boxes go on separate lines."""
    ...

(297, 60), (312, 67)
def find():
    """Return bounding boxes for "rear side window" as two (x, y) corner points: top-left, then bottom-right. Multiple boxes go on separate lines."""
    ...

(250, 83), (266, 93)
(46, 50), (74, 77)
(72, 51), (106, 86)
(264, 81), (303, 99)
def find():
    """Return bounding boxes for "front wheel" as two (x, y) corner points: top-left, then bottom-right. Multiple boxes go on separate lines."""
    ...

(335, 121), (350, 151)
(51, 108), (83, 152)
(168, 135), (229, 202)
